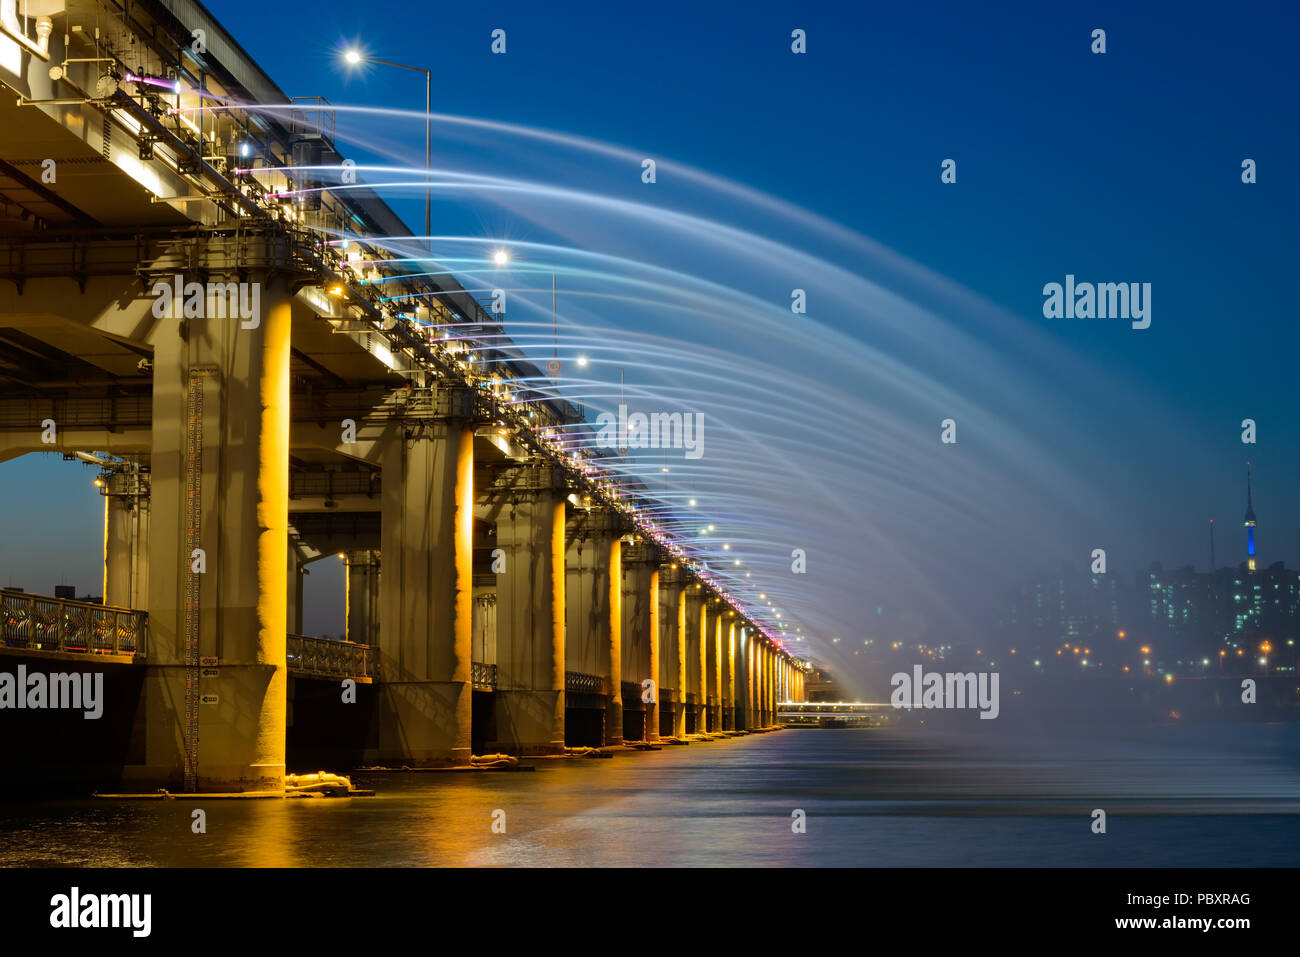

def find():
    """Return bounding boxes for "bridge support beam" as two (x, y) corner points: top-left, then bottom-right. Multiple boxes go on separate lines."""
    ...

(657, 564), (686, 738)
(620, 542), (660, 742)
(683, 585), (705, 733)
(285, 534), (308, 636)
(734, 625), (749, 730)
(723, 620), (735, 731)
(369, 416), (473, 767)
(129, 276), (293, 793)
(767, 646), (775, 725)
(103, 468), (150, 611)
(565, 508), (624, 746)
(345, 548), (380, 646)
(705, 601), (720, 732)
(487, 467), (566, 755)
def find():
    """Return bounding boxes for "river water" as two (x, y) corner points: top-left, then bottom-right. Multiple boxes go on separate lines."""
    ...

(2, 723), (1296, 866)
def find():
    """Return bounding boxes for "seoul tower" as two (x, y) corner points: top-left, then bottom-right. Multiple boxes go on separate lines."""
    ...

(1244, 462), (1257, 573)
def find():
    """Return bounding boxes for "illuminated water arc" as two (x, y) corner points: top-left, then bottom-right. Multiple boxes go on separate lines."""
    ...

(226, 104), (1149, 657)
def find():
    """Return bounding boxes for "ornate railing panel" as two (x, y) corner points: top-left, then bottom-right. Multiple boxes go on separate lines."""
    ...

(471, 661), (497, 691)
(0, 590), (146, 658)
(565, 670), (606, 695)
(286, 634), (376, 679)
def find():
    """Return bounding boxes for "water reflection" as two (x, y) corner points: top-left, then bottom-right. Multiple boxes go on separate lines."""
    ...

(2, 724), (1296, 867)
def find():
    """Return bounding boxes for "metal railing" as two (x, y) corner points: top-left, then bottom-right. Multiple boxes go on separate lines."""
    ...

(286, 634), (376, 679)
(0, 590), (146, 658)
(471, 661), (497, 691)
(565, 670), (607, 695)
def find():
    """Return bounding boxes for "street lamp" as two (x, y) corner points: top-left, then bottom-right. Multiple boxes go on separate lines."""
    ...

(342, 48), (431, 248)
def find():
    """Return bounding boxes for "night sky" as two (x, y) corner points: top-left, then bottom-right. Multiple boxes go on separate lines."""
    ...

(3, 0), (1297, 668)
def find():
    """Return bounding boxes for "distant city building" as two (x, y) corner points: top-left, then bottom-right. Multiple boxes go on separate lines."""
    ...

(1244, 462), (1258, 573)
(998, 561), (1299, 676)
(997, 465), (1295, 676)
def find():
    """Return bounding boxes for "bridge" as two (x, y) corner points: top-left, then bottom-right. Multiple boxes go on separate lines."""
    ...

(777, 701), (892, 728)
(0, 0), (807, 791)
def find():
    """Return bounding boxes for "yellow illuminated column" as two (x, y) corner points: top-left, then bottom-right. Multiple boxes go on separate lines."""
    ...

(605, 532), (623, 743)
(657, 564), (685, 738)
(131, 275), (292, 792)
(683, 584), (706, 733)
(373, 412), (474, 766)
(565, 509), (624, 745)
(647, 567), (660, 741)
(681, 587), (691, 738)
(723, 619), (735, 730)
(713, 611), (724, 731)
(747, 634), (757, 727)
(698, 595), (710, 731)
(488, 475), (567, 755)
(620, 542), (661, 742)
(704, 599), (719, 732)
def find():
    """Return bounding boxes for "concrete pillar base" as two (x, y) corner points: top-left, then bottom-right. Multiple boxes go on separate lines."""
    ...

(367, 680), (472, 766)
(491, 690), (566, 754)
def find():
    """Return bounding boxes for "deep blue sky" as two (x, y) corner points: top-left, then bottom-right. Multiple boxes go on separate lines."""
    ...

(3, 0), (1296, 646)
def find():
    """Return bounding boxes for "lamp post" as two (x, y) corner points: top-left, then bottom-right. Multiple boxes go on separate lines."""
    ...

(492, 248), (563, 383)
(576, 354), (625, 454)
(343, 48), (431, 248)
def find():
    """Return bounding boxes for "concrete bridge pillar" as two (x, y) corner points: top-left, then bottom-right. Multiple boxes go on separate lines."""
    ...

(487, 465), (567, 755)
(723, 619), (735, 730)
(705, 600), (721, 732)
(103, 467), (150, 611)
(734, 625), (749, 731)
(370, 400), (474, 768)
(283, 530), (313, 634)
(715, 612), (726, 729)
(657, 564), (686, 737)
(129, 275), (294, 793)
(565, 507), (624, 745)
(621, 541), (661, 742)
(764, 647), (774, 722)
(285, 536), (305, 636)
(760, 643), (771, 726)
(683, 584), (706, 733)
(345, 548), (380, 645)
